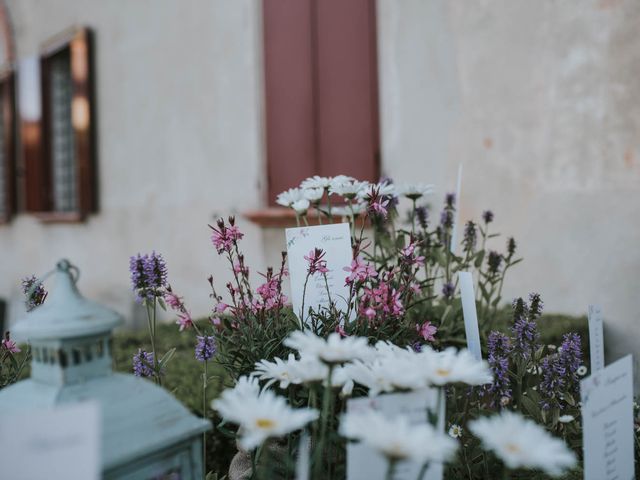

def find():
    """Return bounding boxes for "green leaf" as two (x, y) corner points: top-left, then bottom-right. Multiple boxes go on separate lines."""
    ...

(474, 251), (486, 268)
(157, 297), (167, 311)
(158, 347), (177, 368)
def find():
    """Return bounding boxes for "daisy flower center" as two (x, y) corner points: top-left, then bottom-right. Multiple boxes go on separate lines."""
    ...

(256, 418), (276, 429)
(436, 368), (451, 377)
(505, 442), (521, 454)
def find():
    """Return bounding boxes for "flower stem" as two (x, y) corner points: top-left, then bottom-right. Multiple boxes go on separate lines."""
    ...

(202, 359), (208, 474)
(385, 459), (397, 480)
(416, 462), (430, 480)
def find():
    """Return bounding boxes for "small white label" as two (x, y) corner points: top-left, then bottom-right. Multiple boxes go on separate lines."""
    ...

(581, 355), (634, 480)
(458, 271), (482, 361)
(587, 304), (605, 373)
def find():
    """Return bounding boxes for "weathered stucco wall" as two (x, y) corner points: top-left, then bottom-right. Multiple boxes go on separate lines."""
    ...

(1, 0), (639, 387)
(376, 0), (640, 383)
(0, 0), (269, 328)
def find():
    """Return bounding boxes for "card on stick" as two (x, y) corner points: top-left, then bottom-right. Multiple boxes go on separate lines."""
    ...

(587, 304), (605, 373)
(581, 354), (634, 480)
(346, 389), (445, 480)
(458, 271), (482, 361)
(286, 223), (353, 323)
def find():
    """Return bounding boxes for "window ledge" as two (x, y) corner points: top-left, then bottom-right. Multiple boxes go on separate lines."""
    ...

(33, 211), (85, 224)
(243, 207), (370, 229)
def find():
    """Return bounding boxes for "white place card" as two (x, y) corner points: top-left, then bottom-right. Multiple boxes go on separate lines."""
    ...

(581, 354), (634, 480)
(0, 401), (101, 480)
(458, 271), (482, 361)
(587, 304), (605, 373)
(346, 389), (444, 480)
(286, 223), (353, 323)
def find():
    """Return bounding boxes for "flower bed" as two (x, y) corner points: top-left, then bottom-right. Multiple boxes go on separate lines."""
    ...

(4, 174), (639, 479)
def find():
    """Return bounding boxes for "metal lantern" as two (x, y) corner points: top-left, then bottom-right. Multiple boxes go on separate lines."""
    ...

(0, 259), (211, 479)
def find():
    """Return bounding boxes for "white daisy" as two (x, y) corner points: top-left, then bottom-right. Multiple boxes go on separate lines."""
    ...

(328, 175), (355, 191)
(213, 386), (318, 450)
(419, 347), (493, 386)
(448, 424), (463, 438)
(301, 176), (332, 190)
(253, 354), (298, 389)
(303, 187), (324, 203)
(469, 411), (576, 477)
(329, 180), (367, 199)
(345, 353), (426, 397)
(288, 355), (328, 384)
(340, 409), (458, 464)
(284, 331), (372, 365)
(358, 181), (397, 200)
(276, 188), (304, 207)
(577, 365), (587, 376)
(292, 199), (310, 215)
(398, 183), (435, 200)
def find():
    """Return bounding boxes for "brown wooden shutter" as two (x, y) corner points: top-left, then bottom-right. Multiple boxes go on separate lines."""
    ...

(263, 0), (380, 205)
(0, 70), (15, 222)
(314, 0), (379, 181)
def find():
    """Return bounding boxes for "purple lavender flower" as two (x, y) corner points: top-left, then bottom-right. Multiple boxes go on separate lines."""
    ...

(442, 282), (455, 300)
(506, 237), (517, 257)
(482, 210), (494, 224)
(528, 292), (544, 320)
(539, 354), (566, 410)
(415, 206), (428, 229)
(487, 251), (502, 275)
(445, 192), (456, 208)
(440, 210), (454, 229)
(487, 331), (512, 358)
(559, 333), (582, 376)
(512, 316), (539, 358)
(485, 331), (513, 407)
(133, 349), (155, 377)
(21, 275), (48, 312)
(129, 252), (168, 301)
(145, 251), (168, 290)
(462, 221), (477, 252)
(195, 335), (217, 362)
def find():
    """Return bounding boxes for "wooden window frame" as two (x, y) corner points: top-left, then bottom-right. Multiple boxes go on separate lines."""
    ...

(0, 68), (16, 224)
(26, 26), (96, 222)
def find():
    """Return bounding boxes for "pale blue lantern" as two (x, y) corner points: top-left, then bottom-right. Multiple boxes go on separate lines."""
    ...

(0, 259), (211, 479)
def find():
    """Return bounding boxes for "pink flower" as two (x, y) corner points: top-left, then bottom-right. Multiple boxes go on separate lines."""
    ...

(363, 307), (376, 319)
(304, 248), (329, 275)
(176, 311), (193, 331)
(343, 257), (378, 285)
(335, 325), (348, 337)
(1, 338), (20, 354)
(401, 241), (425, 266)
(164, 290), (182, 310)
(215, 302), (229, 314)
(416, 321), (438, 342)
(209, 217), (244, 254)
(210, 316), (221, 326)
(369, 199), (389, 218)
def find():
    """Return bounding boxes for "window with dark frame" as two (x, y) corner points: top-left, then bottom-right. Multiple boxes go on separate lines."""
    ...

(22, 26), (96, 222)
(262, 0), (380, 206)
